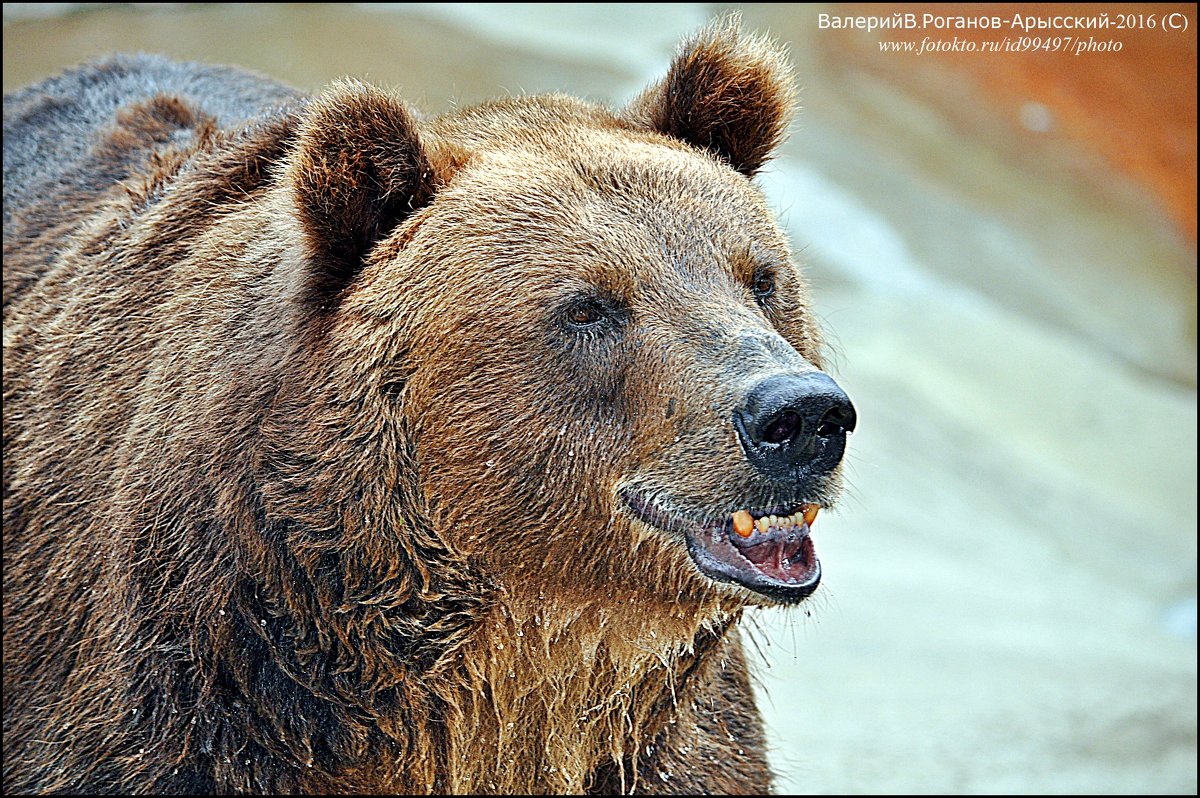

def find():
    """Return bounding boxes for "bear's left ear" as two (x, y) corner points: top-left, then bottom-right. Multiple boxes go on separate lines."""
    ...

(623, 16), (795, 177)
(286, 80), (439, 307)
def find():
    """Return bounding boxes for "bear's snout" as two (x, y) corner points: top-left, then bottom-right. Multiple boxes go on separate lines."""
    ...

(732, 372), (856, 482)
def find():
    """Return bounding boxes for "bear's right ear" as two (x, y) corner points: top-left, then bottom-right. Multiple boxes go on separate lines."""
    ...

(286, 81), (438, 307)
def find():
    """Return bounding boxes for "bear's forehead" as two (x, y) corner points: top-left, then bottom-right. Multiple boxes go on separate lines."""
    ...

(433, 95), (772, 213)
(424, 179), (782, 296)
(411, 185), (790, 307)
(468, 134), (754, 198)
(439, 139), (786, 252)
(414, 99), (793, 292)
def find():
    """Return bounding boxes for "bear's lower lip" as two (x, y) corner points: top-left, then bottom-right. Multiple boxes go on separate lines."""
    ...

(619, 488), (822, 603)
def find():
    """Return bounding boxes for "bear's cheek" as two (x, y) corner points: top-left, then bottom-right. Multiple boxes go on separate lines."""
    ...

(407, 361), (636, 556)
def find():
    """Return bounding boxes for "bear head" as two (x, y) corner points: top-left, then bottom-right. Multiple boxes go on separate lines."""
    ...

(271, 17), (855, 632)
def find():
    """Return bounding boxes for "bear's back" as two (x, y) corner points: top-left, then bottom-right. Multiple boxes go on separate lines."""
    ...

(2, 54), (299, 310)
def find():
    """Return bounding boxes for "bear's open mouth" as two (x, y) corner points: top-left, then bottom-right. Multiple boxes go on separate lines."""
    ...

(619, 488), (822, 603)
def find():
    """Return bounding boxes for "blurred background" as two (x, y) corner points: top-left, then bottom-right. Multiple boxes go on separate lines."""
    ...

(4, 3), (1195, 794)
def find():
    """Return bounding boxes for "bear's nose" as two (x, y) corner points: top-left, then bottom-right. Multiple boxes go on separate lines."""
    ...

(733, 372), (856, 482)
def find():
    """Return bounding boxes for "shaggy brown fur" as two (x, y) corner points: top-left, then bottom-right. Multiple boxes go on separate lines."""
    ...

(3, 17), (846, 795)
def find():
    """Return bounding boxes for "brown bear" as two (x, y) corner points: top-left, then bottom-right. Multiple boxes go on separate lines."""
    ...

(2, 17), (855, 795)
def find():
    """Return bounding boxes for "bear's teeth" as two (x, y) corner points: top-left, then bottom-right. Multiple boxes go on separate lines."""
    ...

(732, 508), (817, 537)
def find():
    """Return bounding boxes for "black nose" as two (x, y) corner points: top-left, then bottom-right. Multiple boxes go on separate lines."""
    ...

(734, 372), (856, 481)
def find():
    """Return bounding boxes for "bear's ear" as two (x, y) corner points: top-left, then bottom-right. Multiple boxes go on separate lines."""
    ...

(286, 81), (438, 306)
(623, 16), (795, 177)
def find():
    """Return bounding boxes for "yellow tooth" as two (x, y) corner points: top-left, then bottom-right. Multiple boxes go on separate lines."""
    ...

(732, 510), (754, 538)
(803, 504), (819, 526)
(769, 514), (778, 527)
(757, 516), (770, 534)
(790, 512), (801, 526)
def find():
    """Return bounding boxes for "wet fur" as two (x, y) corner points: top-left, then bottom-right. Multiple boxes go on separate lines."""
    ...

(3, 18), (818, 795)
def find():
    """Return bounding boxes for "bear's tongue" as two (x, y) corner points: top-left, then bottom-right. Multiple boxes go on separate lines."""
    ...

(736, 535), (814, 582)
(728, 506), (819, 583)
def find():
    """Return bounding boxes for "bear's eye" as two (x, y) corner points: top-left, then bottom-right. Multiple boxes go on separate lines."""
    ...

(562, 295), (623, 332)
(568, 305), (603, 327)
(752, 269), (776, 305)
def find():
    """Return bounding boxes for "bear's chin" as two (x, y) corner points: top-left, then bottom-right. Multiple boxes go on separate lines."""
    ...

(619, 487), (823, 604)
